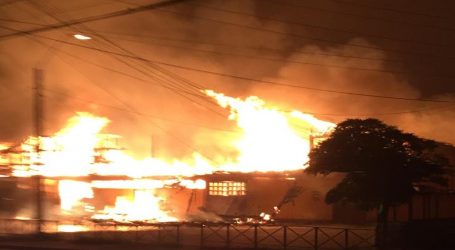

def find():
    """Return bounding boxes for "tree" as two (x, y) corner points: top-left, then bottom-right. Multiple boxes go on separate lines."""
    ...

(306, 118), (451, 247)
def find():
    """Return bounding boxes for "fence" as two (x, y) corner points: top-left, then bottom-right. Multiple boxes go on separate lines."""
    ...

(0, 219), (375, 249)
(199, 223), (375, 249)
(0, 219), (58, 234)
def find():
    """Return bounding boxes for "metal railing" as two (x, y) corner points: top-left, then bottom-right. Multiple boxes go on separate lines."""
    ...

(0, 219), (58, 234)
(199, 223), (375, 249)
(0, 219), (375, 249)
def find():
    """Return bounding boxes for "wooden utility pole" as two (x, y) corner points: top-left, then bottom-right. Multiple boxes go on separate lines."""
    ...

(33, 68), (43, 234)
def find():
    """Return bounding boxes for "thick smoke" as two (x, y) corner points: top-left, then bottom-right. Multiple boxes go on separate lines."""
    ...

(0, 0), (455, 160)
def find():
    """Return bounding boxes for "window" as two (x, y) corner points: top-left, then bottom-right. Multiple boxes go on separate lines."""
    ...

(208, 181), (246, 196)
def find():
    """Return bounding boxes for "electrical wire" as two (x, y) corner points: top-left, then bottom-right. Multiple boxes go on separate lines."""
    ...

(329, 0), (451, 20)
(44, 47), (455, 118)
(27, 1), (227, 162)
(14, 31), (455, 104)
(150, 8), (455, 61)
(90, 32), (452, 78)
(185, 2), (453, 49)
(0, 0), (187, 39)
(43, 89), (240, 133)
(21, 1), (224, 115)
(266, 0), (455, 33)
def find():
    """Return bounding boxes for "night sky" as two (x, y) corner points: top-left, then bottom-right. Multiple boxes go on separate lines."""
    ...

(0, 0), (454, 159)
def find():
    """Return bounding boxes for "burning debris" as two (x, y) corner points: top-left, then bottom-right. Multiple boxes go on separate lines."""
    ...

(91, 190), (177, 223)
(0, 91), (334, 229)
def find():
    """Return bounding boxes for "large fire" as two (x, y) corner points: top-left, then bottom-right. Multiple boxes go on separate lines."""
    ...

(91, 190), (177, 223)
(205, 90), (334, 172)
(0, 90), (334, 226)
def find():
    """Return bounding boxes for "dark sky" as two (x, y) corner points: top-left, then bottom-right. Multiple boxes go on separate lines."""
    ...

(0, 0), (455, 159)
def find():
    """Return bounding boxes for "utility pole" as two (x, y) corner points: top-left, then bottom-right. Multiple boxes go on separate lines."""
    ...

(33, 68), (43, 234)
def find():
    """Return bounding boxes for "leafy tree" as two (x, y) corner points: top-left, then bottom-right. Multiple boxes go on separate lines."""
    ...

(306, 118), (451, 247)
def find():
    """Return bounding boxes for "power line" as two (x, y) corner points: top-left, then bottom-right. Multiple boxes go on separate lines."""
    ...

(6, 22), (452, 120)
(154, 9), (394, 54)
(0, 18), (47, 26)
(43, 87), (453, 132)
(329, 0), (451, 20)
(30, 36), (451, 123)
(10, 17), (453, 85)
(4, 0), (450, 62)
(16, 0), (455, 70)
(2, 20), (454, 108)
(52, 43), (208, 98)
(12, 23), (454, 105)
(4, 18), (218, 158)
(43, 88), (240, 133)
(292, 104), (455, 117)
(151, 8), (455, 63)
(0, 0), (187, 39)
(266, 0), (455, 33)
(75, 29), (226, 117)
(0, 17), (410, 64)
(34, 33), (222, 115)
(86, 30), (405, 63)
(56, 91), (453, 134)
(93, 32), (455, 78)
(2, 23), (209, 104)
(25, 2), (226, 162)
(186, 2), (453, 50)
(23, 1), (224, 116)
(53, 1), (126, 16)
(40, 39), (455, 118)
(51, 46), (217, 161)
(20, 32), (455, 104)
(4, 1), (455, 62)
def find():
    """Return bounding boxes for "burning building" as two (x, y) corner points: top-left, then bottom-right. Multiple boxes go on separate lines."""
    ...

(201, 171), (342, 223)
(2, 87), (455, 235)
(3, 89), (452, 231)
(0, 90), (337, 229)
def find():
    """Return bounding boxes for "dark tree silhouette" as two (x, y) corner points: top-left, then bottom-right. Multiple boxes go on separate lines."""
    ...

(306, 118), (451, 247)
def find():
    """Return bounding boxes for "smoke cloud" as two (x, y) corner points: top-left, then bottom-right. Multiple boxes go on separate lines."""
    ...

(0, 0), (455, 160)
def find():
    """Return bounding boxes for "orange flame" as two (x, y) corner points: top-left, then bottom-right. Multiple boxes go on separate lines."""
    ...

(2, 91), (334, 225)
(91, 190), (177, 223)
(205, 90), (334, 172)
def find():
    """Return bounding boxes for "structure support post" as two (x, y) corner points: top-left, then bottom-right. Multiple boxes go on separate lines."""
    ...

(33, 68), (43, 234)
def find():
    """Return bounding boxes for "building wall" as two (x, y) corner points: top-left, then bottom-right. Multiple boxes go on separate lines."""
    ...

(203, 172), (342, 222)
